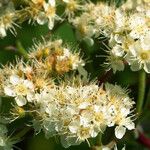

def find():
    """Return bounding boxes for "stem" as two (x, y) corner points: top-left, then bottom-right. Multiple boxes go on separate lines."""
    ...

(0, 97), (2, 112)
(91, 134), (102, 150)
(11, 126), (31, 141)
(144, 87), (150, 109)
(96, 133), (102, 146)
(16, 40), (28, 60)
(136, 70), (146, 116)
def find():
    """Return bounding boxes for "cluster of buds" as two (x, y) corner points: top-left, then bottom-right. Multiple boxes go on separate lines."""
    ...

(0, 38), (84, 107)
(29, 38), (85, 74)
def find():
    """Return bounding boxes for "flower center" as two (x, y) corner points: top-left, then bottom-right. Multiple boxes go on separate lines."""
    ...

(15, 84), (28, 95)
(67, 1), (77, 12)
(140, 52), (149, 60)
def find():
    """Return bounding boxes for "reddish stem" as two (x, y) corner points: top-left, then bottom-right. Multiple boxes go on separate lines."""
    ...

(138, 131), (150, 148)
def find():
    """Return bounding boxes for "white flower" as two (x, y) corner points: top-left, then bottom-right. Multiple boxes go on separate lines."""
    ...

(4, 75), (35, 106)
(126, 40), (150, 73)
(43, 2), (56, 30)
(114, 144), (126, 150)
(105, 53), (125, 73)
(129, 14), (148, 39)
(70, 55), (85, 70)
(35, 1), (60, 30)
(115, 9), (127, 32)
(64, 0), (82, 19)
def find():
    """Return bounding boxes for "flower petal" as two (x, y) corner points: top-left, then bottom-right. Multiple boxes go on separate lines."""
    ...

(10, 75), (20, 85)
(4, 87), (15, 97)
(15, 96), (27, 106)
(115, 126), (126, 139)
(144, 61), (150, 73)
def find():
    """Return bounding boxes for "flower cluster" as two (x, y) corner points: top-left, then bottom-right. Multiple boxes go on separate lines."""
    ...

(25, 0), (59, 30)
(0, 37), (135, 147)
(106, 1), (150, 73)
(69, 1), (150, 73)
(121, 0), (150, 12)
(70, 2), (116, 41)
(0, 1), (140, 149)
(25, 0), (83, 29)
(0, 0), (83, 38)
(33, 80), (135, 148)
(29, 38), (85, 74)
(0, 38), (84, 107)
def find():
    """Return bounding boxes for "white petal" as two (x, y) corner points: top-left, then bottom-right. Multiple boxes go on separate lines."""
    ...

(144, 62), (150, 73)
(78, 102), (90, 109)
(27, 92), (35, 102)
(140, 33), (150, 50)
(4, 87), (15, 97)
(115, 126), (126, 139)
(90, 127), (99, 137)
(37, 12), (47, 25)
(48, 18), (54, 30)
(83, 37), (94, 47)
(0, 27), (6, 38)
(10, 75), (20, 85)
(48, 0), (55, 7)
(114, 144), (118, 150)
(112, 45), (124, 57)
(24, 80), (34, 89)
(15, 96), (27, 106)
(114, 34), (124, 44)
(62, 0), (69, 3)
(130, 60), (141, 71)
(69, 121), (79, 133)
(125, 52), (134, 65)
(102, 147), (111, 150)
(126, 122), (135, 130)
(112, 59), (125, 73)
